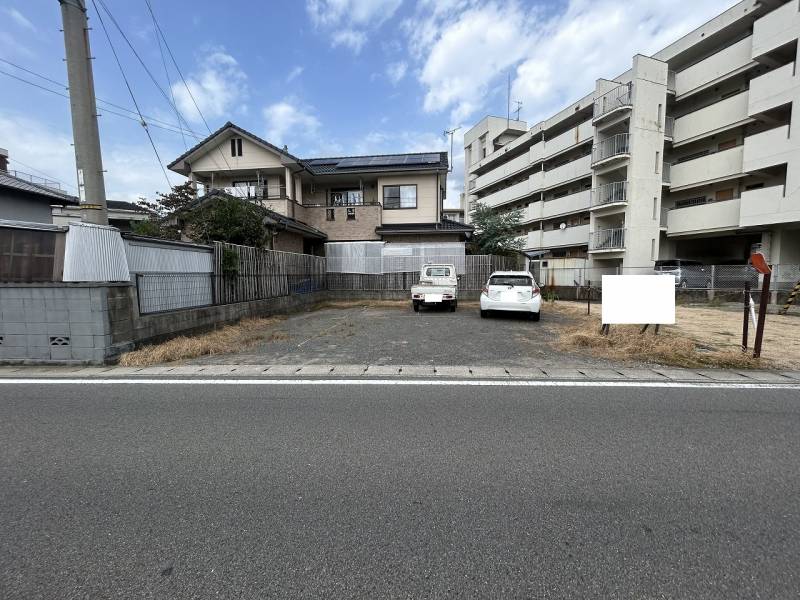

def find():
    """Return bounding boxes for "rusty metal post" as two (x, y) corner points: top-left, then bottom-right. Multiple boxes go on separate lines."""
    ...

(742, 280), (750, 352)
(753, 272), (771, 359)
(587, 279), (591, 315)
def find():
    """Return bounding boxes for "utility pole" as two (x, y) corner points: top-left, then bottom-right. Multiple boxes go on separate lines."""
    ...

(59, 0), (108, 225)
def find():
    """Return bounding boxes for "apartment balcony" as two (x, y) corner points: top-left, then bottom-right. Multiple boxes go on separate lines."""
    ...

(593, 84), (632, 123)
(542, 224), (590, 248)
(542, 189), (591, 219)
(739, 185), (798, 228)
(523, 229), (542, 250)
(672, 91), (751, 147)
(674, 35), (756, 99)
(543, 155), (592, 189)
(668, 145), (744, 191)
(590, 181), (628, 210)
(664, 116), (674, 140)
(752, 0), (800, 59)
(666, 198), (741, 237)
(520, 201), (543, 224)
(743, 124), (792, 173)
(538, 120), (594, 161)
(589, 228), (625, 253)
(662, 162), (671, 186)
(479, 178), (531, 209)
(748, 62), (797, 116)
(472, 151), (532, 192)
(667, 70), (676, 94)
(591, 134), (630, 168)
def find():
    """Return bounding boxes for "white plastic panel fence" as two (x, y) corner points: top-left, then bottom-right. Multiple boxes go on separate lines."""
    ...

(325, 242), (467, 274)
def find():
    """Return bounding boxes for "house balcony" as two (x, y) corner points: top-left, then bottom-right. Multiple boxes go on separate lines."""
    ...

(672, 91), (751, 147)
(220, 184), (287, 200)
(588, 228), (625, 252)
(591, 134), (630, 168)
(674, 35), (756, 99)
(593, 84), (632, 123)
(748, 62), (797, 116)
(666, 198), (741, 237)
(668, 145), (744, 191)
(590, 181), (628, 210)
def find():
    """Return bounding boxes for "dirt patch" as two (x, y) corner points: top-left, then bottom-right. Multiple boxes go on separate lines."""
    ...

(118, 317), (286, 367)
(551, 300), (800, 369)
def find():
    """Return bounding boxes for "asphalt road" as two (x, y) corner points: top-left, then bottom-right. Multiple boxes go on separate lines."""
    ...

(1, 381), (799, 599)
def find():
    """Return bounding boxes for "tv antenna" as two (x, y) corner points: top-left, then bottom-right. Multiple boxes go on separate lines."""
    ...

(512, 100), (523, 121)
(443, 126), (461, 173)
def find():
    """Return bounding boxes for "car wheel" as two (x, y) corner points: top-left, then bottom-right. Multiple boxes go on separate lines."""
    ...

(530, 311), (541, 322)
(413, 302), (420, 312)
(480, 309), (488, 318)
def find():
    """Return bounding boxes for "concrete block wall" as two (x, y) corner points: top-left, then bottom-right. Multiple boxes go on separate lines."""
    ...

(0, 283), (129, 364)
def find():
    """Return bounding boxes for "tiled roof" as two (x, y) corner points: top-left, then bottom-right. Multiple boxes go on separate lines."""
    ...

(302, 152), (448, 175)
(0, 171), (76, 202)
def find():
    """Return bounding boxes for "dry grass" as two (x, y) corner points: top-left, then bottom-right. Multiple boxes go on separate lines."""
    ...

(551, 302), (769, 369)
(118, 316), (285, 367)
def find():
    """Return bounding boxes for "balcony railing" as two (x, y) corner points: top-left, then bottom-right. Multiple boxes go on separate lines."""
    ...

(591, 181), (628, 207)
(664, 116), (675, 138)
(589, 228), (625, 251)
(593, 84), (632, 120)
(221, 184), (286, 199)
(592, 133), (630, 166)
(662, 162), (671, 184)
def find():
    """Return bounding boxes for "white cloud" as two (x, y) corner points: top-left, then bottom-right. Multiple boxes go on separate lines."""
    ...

(386, 61), (408, 85)
(171, 49), (247, 124)
(262, 98), (321, 149)
(331, 29), (368, 53)
(3, 7), (36, 31)
(408, 0), (734, 125)
(306, 0), (402, 52)
(0, 113), (184, 204)
(286, 66), (304, 83)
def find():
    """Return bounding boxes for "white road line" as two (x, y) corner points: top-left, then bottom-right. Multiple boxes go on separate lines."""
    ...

(0, 378), (797, 390)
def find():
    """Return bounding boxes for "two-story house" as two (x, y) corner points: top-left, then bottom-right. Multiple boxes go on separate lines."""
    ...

(167, 122), (472, 253)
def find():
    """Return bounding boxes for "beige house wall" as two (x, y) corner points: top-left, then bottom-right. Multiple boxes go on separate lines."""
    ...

(303, 205), (382, 241)
(191, 136), (284, 173)
(378, 173), (439, 225)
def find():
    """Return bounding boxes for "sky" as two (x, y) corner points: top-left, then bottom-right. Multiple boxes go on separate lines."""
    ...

(0, 0), (736, 208)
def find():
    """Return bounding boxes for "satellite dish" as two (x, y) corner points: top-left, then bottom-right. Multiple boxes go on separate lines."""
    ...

(559, 222), (566, 230)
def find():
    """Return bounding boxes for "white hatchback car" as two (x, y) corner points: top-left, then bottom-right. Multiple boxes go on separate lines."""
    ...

(480, 271), (542, 321)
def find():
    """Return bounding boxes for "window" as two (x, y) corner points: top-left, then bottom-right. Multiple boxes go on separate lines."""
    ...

(347, 207), (356, 220)
(326, 208), (335, 221)
(230, 137), (243, 157)
(383, 184), (417, 209)
(426, 266), (451, 277)
(330, 189), (363, 206)
(489, 275), (532, 287)
(715, 188), (735, 201)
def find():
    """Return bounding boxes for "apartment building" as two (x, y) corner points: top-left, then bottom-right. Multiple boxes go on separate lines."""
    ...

(464, 0), (800, 269)
(168, 122), (471, 253)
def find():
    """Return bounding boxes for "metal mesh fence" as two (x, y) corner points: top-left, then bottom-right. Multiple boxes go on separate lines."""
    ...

(136, 273), (214, 314)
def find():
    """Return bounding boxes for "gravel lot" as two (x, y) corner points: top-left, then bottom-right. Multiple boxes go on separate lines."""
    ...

(186, 302), (621, 368)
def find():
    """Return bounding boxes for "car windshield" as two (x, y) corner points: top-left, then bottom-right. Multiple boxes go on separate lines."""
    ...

(489, 275), (532, 287)
(426, 267), (451, 277)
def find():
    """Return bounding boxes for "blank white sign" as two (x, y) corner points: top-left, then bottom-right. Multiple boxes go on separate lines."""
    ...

(602, 275), (676, 325)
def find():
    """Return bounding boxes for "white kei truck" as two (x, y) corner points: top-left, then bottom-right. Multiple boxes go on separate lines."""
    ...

(410, 263), (459, 312)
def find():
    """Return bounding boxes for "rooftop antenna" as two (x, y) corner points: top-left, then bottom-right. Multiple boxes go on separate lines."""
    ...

(443, 126), (461, 173)
(513, 100), (523, 121)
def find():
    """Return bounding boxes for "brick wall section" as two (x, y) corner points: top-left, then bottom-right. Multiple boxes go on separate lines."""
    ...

(272, 231), (305, 253)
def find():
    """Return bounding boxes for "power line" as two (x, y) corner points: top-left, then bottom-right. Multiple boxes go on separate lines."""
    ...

(143, 0), (234, 172)
(90, 0), (172, 190)
(147, 4), (186, 149)
(7, 157), (77, 191)
(94, 0), (196, 138)
(0, 60), (204, 138)
(0, 68), (202, 139)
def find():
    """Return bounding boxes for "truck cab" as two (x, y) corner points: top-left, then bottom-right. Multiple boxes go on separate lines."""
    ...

(411, 264), (459, 312)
